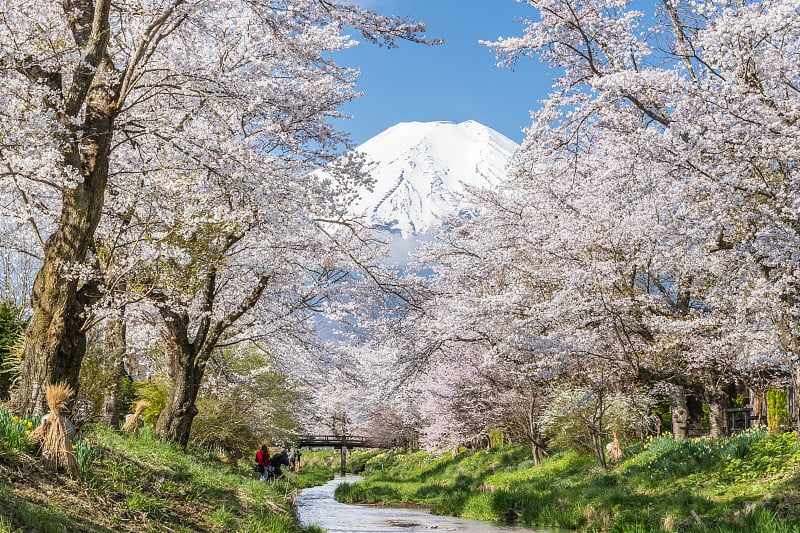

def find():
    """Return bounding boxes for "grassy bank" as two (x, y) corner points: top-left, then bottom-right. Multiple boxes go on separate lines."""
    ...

(336, 428), (800, 532)
(0, 421), (337, 533)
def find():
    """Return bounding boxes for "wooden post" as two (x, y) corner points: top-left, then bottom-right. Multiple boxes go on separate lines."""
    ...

(340, 434), (347, 477)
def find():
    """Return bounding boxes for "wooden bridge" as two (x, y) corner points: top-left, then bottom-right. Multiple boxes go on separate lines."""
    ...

(297, 435), (400, 449)
(297, 434), (402, 475)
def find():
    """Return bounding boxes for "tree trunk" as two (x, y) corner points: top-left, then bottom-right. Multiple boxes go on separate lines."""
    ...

(668, 383), (689, 440)
(100, 358), (125, 429)
(153, 270), (267, 446)
(155, 359), (205, 447)
(9, 10), (116, 415)
(154, 310), (207, 447)
(532, 442), (545, 466)
(792, 365), (800, 436)
(705, 384), (729, 439)
(13, 146), (113, 415)
(99, 317), (127, 428)
(591, 430), (608, 469)
(13, 257), (89, 415)
(526, 394), (546, 466)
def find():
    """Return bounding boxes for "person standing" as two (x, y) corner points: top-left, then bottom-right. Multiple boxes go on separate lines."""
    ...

(255, 444), (270, 480)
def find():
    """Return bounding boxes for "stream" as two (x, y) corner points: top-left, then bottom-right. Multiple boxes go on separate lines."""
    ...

(296, 475), (564, 533)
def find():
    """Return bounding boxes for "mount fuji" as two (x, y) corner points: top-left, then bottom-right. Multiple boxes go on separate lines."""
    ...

(346, 120), (518, 238)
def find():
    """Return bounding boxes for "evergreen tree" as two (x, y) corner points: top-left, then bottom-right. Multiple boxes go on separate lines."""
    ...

(0, 301), (24, 400)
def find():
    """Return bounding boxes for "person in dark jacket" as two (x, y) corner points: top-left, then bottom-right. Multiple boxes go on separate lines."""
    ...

(269, 451), (290, 479)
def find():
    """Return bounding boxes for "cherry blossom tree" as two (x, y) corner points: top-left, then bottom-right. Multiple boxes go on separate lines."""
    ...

(0, 0), (433, 416)
(412, 339), (553, 460)
(373, 0), (800, 458)
(481, 0), (800, 432)
(96, 64), (432, 445)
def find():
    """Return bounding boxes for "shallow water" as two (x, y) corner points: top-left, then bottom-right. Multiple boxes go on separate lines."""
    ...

(296, 475), (563, 533)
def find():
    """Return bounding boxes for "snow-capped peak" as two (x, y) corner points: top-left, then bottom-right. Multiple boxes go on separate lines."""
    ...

(349, 120), (518, 237)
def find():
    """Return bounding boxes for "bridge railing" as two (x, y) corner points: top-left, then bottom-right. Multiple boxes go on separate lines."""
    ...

(297, 435), (400, 449)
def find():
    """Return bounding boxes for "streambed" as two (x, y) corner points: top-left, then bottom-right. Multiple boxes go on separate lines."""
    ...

(296, 475), (565, 533)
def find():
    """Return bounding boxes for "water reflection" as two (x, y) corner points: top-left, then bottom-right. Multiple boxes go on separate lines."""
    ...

(296, 475), (562, 533)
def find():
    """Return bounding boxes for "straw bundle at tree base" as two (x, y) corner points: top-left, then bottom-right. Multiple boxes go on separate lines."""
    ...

(121, 400), (150, 435)
(38, 382), (79, 476)
(608, 431), (624, 462)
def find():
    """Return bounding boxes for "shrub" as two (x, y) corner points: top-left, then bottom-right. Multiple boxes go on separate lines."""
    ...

(767, 387), (791, 434)
(190, 396), (258, 454)
(488, 428), (505, 448)
(132, 379), (167, 426)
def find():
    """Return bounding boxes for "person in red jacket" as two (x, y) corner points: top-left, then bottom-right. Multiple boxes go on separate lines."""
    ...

(255, 445), (270, 479)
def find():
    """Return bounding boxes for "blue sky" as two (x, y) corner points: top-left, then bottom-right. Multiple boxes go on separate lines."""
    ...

(336, 0), (555, 145)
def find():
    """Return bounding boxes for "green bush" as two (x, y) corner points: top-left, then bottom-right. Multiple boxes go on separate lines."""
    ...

(334, 481), (401, 504)
(767, 387), (791, 433)
(487, 428), (505, 448)
(132, 379), (167, 426)
(346, 448), (386, 473)
(191, 395), (258, 454)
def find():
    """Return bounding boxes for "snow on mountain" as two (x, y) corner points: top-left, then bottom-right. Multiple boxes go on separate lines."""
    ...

(347, 120), (518, 237)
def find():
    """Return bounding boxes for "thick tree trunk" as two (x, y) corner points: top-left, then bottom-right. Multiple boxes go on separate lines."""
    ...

(13, 148), (113, 414)
(668, 383), (689, 440)
(13, 229), (95, 415)
(155, 268), (269, 445)
(153, 270), (267, 446)
(703, 376), (729, 438)
(154, 310), (207, 447)
(155, 360), (205, 447)
(9, 7), (115, 415)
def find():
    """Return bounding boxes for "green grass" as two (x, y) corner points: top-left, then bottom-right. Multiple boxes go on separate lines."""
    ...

(209, 504), (236, 531)
(0, 412), (340, 533)
(338, 430), (800, 532)
(0, 482), (81, 533)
